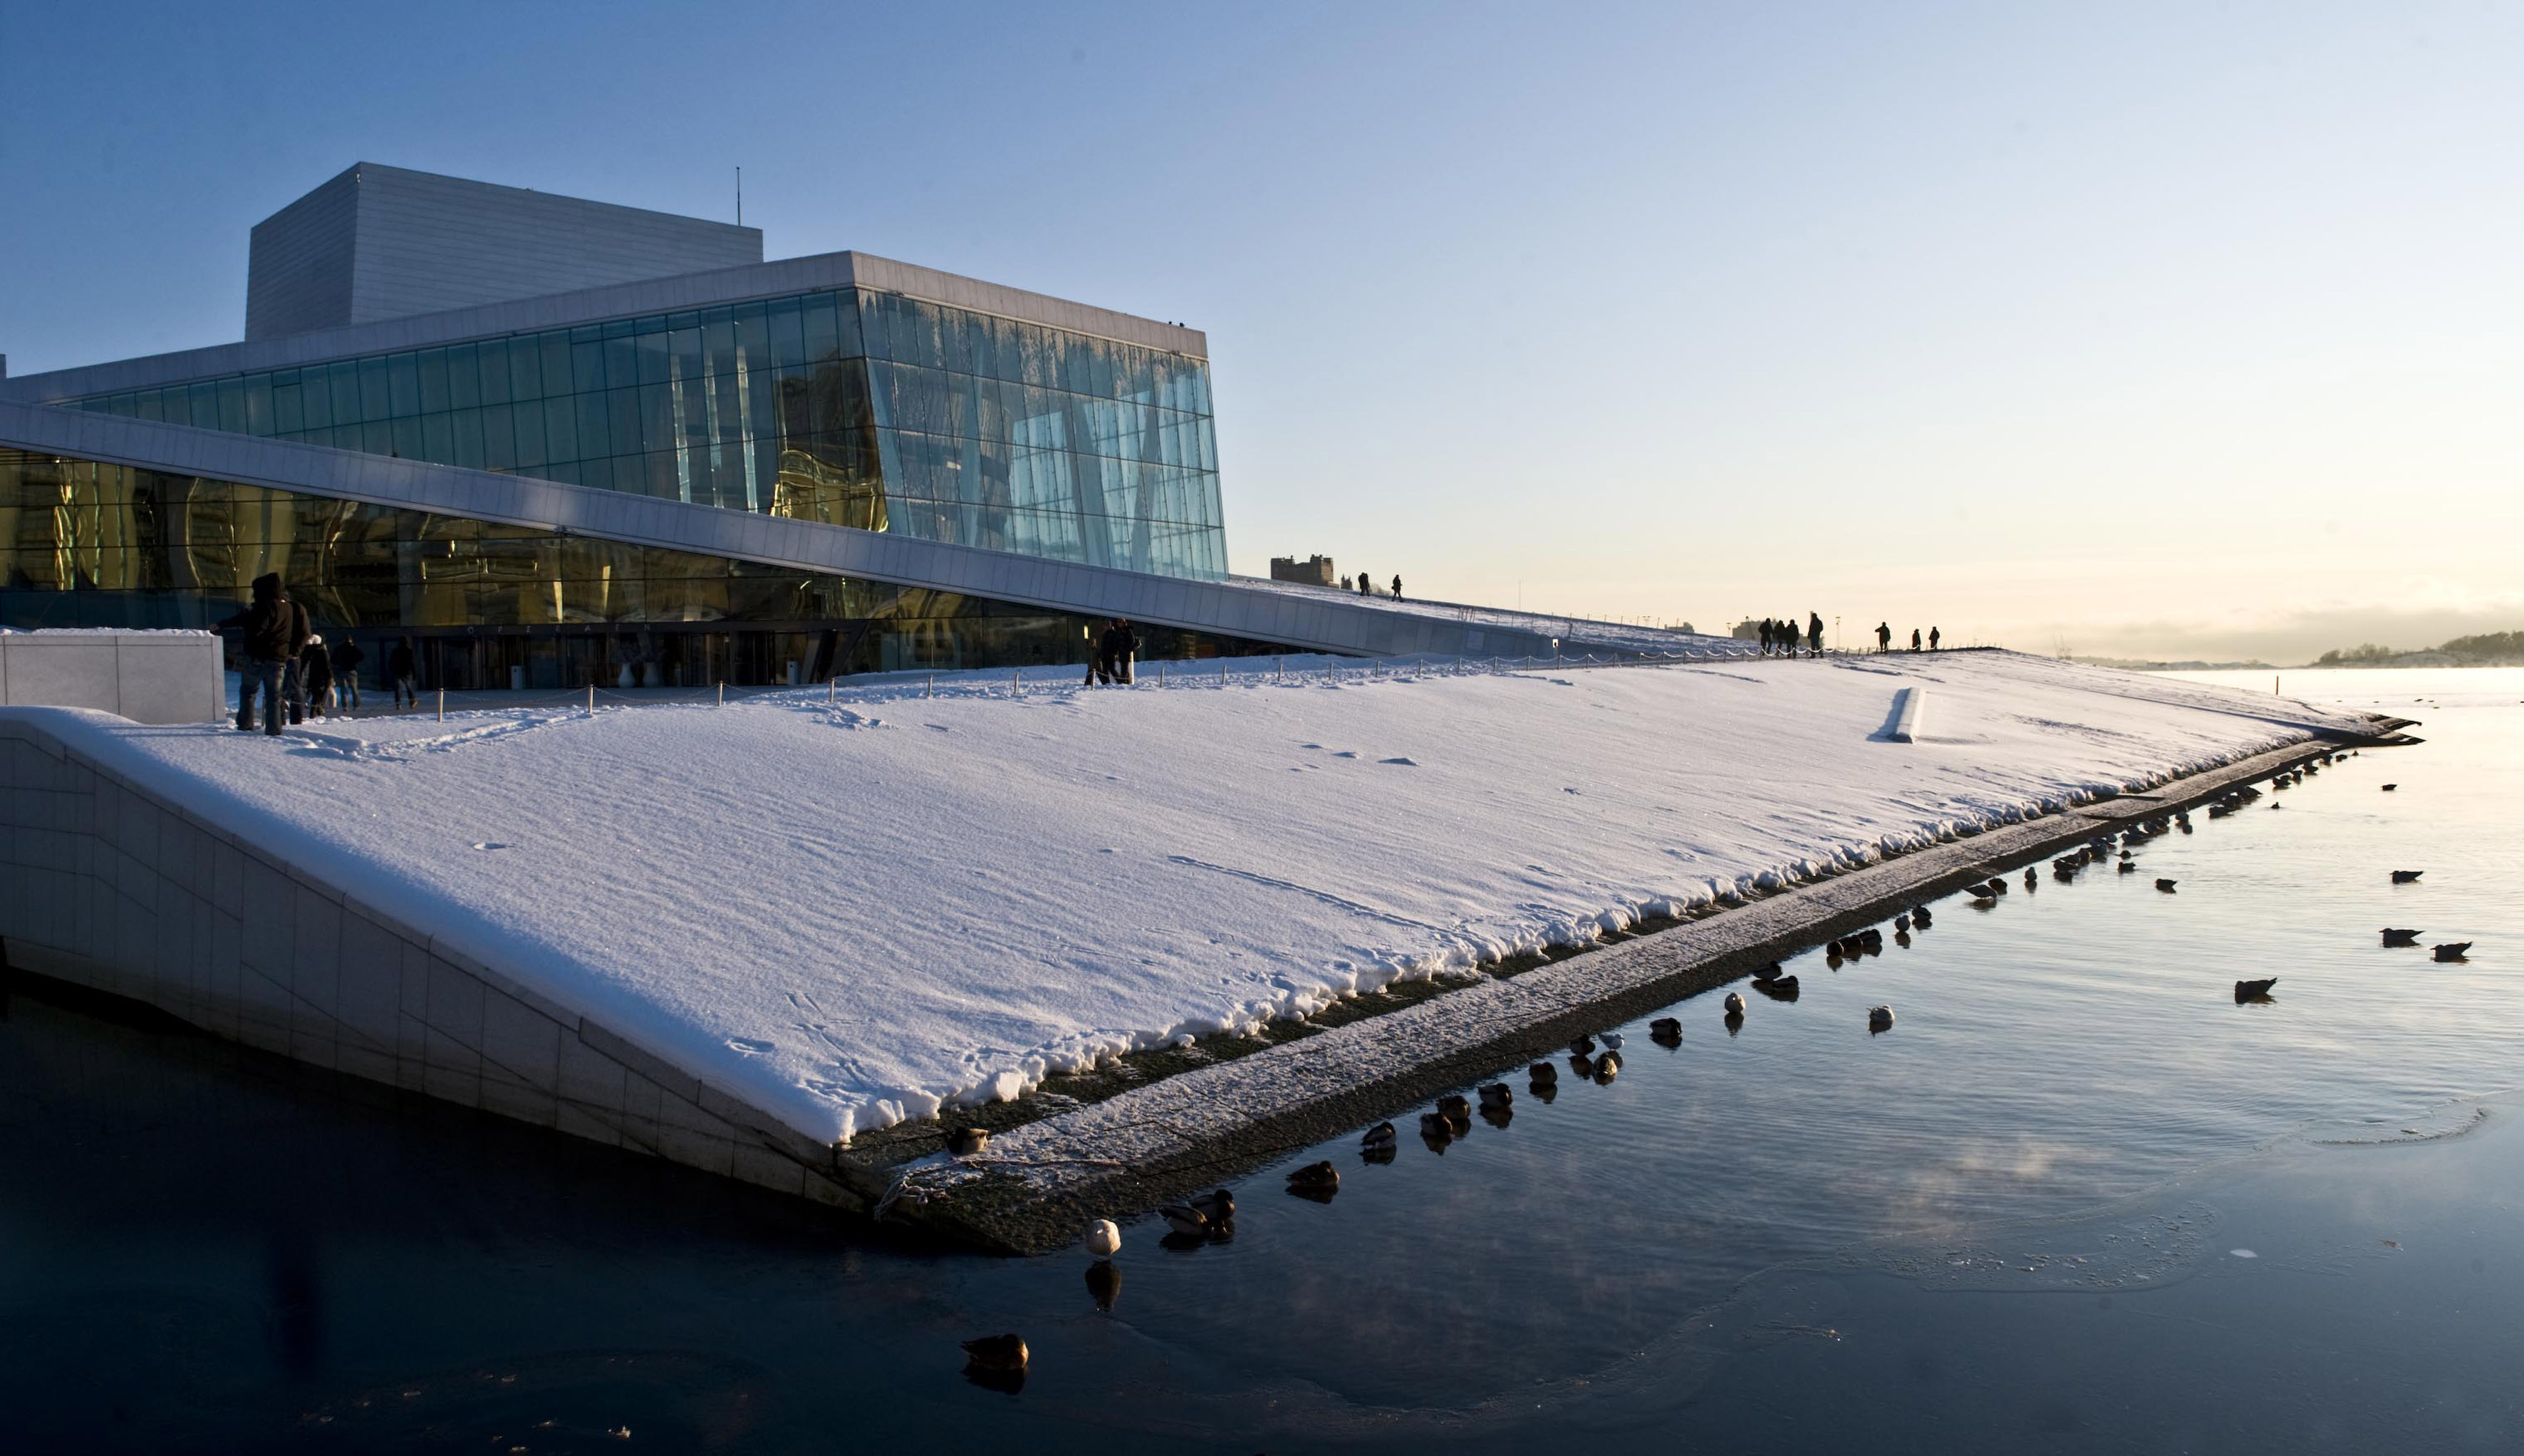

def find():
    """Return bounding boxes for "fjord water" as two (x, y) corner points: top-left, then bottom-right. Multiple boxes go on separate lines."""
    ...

(4, 667), (2520, 1452)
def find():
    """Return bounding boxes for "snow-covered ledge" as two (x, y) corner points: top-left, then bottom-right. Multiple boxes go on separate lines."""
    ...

(0, 629), (224, 724)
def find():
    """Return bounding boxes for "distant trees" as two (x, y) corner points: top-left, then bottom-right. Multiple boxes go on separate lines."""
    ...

(2312, 631), (2524, 666)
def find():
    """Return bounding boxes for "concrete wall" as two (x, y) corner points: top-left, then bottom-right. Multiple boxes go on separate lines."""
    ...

(0, 712), (863, 1210)
(247, 163), (762, 341)
(0, 631), (224, 724)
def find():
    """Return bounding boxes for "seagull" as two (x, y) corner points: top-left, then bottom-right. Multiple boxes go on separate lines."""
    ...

(2381, 928), (2421, 947)
(1868, 1004), (1895, 1031)
(1087, 1219), (1122, 1257)
(2156, 878), (2178, 893)
(2392, 870), (2424, 884)
(1599, 1031), (1625, 1051)
(962, 1333), (1029, 1371)
(2235, 977), (2279, 1002)
(1724, 992), (1747, 1015)
(2434, 942), (2473, 962)
(947, 1128), (991, 1157)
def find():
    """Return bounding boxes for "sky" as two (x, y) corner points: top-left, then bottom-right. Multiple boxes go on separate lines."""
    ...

(3, 1), (2518, 662)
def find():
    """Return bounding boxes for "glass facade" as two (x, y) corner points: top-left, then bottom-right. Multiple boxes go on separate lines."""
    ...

(68, 287), (1227, 578)
(1, 448), (1277, 688)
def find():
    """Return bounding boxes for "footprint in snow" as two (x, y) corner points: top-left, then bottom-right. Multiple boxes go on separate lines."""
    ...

(1300, 742), (1324, 749)
(1334, 750), (1359, 759)
(726, 1038), (775, 1056)
(470, 842), (510, 851)
(1381, 756), (1419, 766)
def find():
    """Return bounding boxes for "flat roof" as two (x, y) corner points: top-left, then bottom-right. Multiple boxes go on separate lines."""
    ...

(3, 251), (1208, 405)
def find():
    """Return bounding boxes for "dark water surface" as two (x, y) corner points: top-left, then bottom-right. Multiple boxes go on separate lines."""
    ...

(5, 667), (2520, 1452)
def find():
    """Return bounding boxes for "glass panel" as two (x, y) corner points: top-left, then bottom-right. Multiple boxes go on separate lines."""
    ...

(388, 354), (422, 417)
(417, 348), (451, 413)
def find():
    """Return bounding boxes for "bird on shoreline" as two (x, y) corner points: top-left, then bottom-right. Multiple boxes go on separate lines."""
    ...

(1361, 1120), (1398, 1153)
(2392, 870), (2424, 884)
(963, 1333), (1029, 1372)
(1754, 961), (1784, 982)
(1649, 1016), (1681, 1037)
(1723, 992), (1747, 1015)
(2382, 928), (2421, 947)
(1191, 1188), (1235, 1224)
(1158, 1204), (1210, 1237)
(1599, 1031), (1625, 1051)
(1528, 1060), (1559, 1083)
(1894, 913), (1911, 932)
(1436, 1093), (1471, 1120)
(1088, 1219), (1122, 1257)
(947, 1128), (991, 1157)
(2382, 784), (2398, 792)
(2235, 978), (2279, 1002)
(2434, 943), (2473, 962)
(1478, 1082), (1513, 1108)
(2156, 878), (2177, 893)
(1757, 974), (1801, 1000)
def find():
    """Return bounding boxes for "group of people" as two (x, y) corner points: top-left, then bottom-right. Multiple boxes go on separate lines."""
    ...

(1089, 617), (1138, 685)
(1872, 623), (1943, 652)
(1757, 613), (1825, 657)
(1338, 573), (1403, 600)
(216, 572), (417, 734)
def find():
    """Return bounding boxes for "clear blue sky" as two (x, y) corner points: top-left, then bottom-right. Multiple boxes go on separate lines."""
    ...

(5, 1), (2518, 661)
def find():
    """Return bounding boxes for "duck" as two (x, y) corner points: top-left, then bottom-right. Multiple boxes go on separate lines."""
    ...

(1361, 1120), (1398, 1150)
(1158, 1203), (1210, 1237)
(2234, 977), (2279, 1002)
(962, 1333), (1029, 1371)
(2434, 942), (2473, 962)
(2381, 928), (2421, 947)
(1911, 907), (1933, 929)
(1593, 1056), (1621, 1085)
(1087, 1219), (1122, 1257)
(2381, 783), (2396, 791)
(1420, 1111), (1453, 1139)
(1756, 974), (1801, 1000)
(1753, 961), (1785, 982)
(1969, 886), (1998, 905)
(1894, 913), (1911, 932)
(1190, 1188), (1236, 1224)
(1527, 1060), (1559, 1083)
(1987, 878), (2010, 895)
(2156, 878), (2177, 893)
(1649, 1016), (1681, 1036)
(1435, 1093), (1471, 1120)
(2392, 870), (2424, 884)
(2118, 860), (2138, 874)
(1478, 1082), (1513, 1108)
(947, 1127), (991, 1157)
(1858, 927), (1885, 950)
(1568, 1035), (1596, 1056)
(1286, 1160), (1340, 1193)
(2024, 868), (2040, 889)
(1868, 1004), (1895, 1031)
(1723, 992), (1747, 1015)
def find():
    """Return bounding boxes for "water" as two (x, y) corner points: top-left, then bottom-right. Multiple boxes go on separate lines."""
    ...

(4, 667), (2521, 1451)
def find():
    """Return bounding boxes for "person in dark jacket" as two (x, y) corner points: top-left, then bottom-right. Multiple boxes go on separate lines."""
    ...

(1094, 618), (1139, 685)
(1876, 621), (1892, 652)
(331, 635), (365, 714)
(1391, 575), (1403, 600)
(388, 639), (418, 707)
(216, 573), (294, 735)
(1758, 618), (1775, 655)
(300, 633), (336, 719)
(1929, 626), (1941, 651)
(1358, 573), (1372, 596)
(279, 596), (314, 723)
(1911, 628), (1922, 652)
(1808, 613), (1824, 656)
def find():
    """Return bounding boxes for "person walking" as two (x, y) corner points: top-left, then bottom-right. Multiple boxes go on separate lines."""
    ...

(1391, 575), (1403, 600)
(1109, 617), (1138, 684)
(1758, 618), (1775, 655)
(215, 572), (295, 736)
(388, 638), (418, 708)
(279, 594), (313, 723)
(331, 635), (365, 714)
(1911, 628), (1922, 652)
(300, 633), (336, 719)
(1357, 573), (1372, 596)
(1876, 621), (1892, 652)
(1928, 626), (1941, 651)
(1807, 613), (1824, 657)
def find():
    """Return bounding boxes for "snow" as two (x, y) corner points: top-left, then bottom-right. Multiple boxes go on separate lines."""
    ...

(1226, 576), (1749, 658)
(12, 651), (2377, 1146)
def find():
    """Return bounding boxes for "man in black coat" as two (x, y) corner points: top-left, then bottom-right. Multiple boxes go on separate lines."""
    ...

(331, 635), (366, 714)
(388, 639), (418, 707)
(215, 573), (294, 735)
(1808, 613), (1824, 656)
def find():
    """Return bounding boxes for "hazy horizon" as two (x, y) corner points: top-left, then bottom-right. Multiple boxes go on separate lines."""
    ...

(4, 1), (2516, 662)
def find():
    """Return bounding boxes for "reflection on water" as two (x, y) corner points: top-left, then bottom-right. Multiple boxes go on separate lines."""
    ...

(3, 668), (2521, 1451)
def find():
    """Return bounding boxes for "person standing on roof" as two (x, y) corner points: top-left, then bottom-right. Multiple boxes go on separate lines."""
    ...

(1391, 575), (1403, 600)
(1807, 613), (1824, 657)
(215, 572), (294, 736)
(1876, 621), (1892, 652)
(1929, 626), (1941, 650)
(279, 593), (314, 723)
(300, 633), (336, 719)
(331, 635), (365, 715)
(1758, 618), (1775, 655)
(1358, 573), (1372, 596)
(388, 638), (418, 708)
(1911, 628), (1922, 652)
